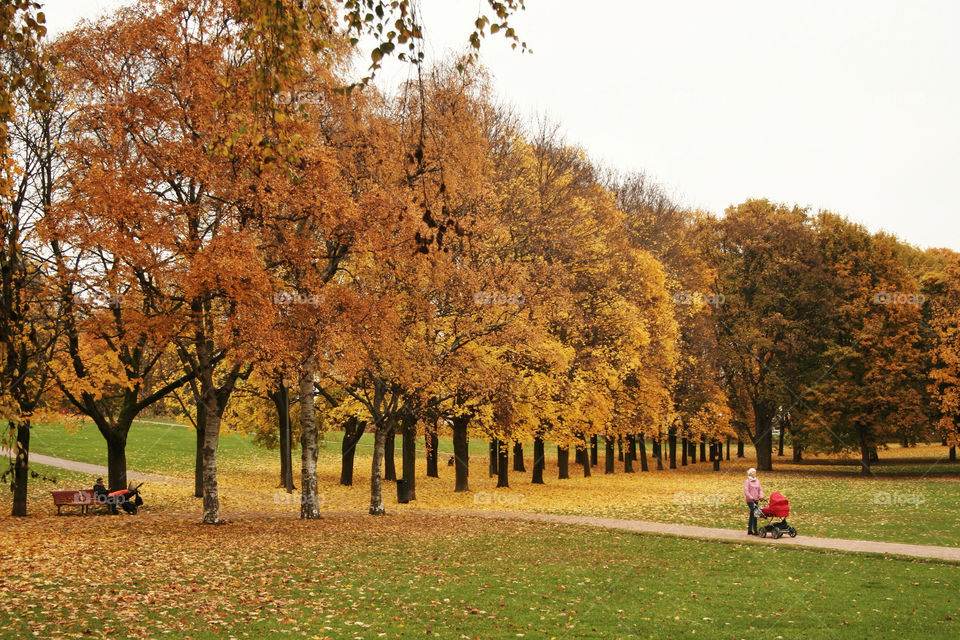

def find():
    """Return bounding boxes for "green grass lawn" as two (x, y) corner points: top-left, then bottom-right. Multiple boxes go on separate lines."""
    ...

(1, 514), (957, 639)
(27, 420), (492, 472)
(28, 420), (277, 475)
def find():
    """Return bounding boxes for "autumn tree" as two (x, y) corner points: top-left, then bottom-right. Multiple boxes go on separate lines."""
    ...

(926, 249), (960, 460)
(705, 200), (825, 471)
(806, 214), (931, 473)
(53, 1), (353, 523)
(1, 7), (58, 514)
(612, 173), (732, 471)
(43, 39), (205, 489)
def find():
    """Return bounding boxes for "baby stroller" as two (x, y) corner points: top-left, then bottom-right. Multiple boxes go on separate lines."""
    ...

(106, 483), (144, 515)
(754, 492), (797, 539)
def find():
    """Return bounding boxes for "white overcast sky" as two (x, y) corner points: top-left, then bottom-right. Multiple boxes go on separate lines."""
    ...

(45, 0), (960, 250)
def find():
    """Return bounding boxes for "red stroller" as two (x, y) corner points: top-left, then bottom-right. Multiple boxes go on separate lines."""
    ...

(105, 483), (144, 515)
(755, 492), (797, 539)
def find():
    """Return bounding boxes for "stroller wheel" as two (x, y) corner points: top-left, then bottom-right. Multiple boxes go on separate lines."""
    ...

(759, 529), (767, 538)
(788, 527), (797, 537)
(772, 528), (782, 539)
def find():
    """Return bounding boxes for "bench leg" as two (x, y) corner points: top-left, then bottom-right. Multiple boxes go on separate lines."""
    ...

(57, 505), (62, 515)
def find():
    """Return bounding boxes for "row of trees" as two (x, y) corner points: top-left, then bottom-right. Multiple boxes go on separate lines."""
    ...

(3, 1), (958, 522)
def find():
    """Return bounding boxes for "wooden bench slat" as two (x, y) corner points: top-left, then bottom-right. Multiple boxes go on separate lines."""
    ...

(50, 489), (97, 515)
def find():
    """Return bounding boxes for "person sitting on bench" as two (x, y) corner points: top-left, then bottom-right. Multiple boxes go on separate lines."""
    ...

(93, 477), (109, 506)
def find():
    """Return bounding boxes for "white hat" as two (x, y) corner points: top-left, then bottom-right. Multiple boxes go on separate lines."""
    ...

(747, 468), (757, 477)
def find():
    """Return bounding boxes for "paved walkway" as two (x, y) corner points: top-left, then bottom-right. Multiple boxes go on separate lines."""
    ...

(13, 449), (960, 563)
(439, 509), (960, 563)
(0, 448), (189, 486)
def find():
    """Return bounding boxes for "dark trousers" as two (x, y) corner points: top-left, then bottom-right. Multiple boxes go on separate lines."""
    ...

(746, 501), (759, 534)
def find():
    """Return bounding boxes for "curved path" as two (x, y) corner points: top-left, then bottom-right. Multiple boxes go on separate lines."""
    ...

(437, 509), (960, 563)
(1, 448), (189, 486)
(14, 449), (960, 563)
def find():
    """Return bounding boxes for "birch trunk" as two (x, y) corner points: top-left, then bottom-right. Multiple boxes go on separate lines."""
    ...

(370, 423), (388, 514)
(300, 357), (320, 519)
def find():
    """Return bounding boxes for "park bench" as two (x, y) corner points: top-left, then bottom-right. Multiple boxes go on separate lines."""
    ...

(50, 489), (97, 515)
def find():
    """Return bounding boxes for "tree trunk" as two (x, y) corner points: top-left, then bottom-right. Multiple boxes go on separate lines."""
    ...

(638, 436), (648, 472)
(624, 434), (635, 473)
(653, 439), (663, 470)
(401, 413), (417, 501)
(574, 443), (584, 466)
(369, 422), (388, 515)
(106, 431), (128, 491)
(778, 427), (785, 457)
(737, 438), (745, 458)
(201, 402), (222, 524)
(590, 435), (598, 466)
(425, 423), (439, 478)
(271, 382), (295, 493)
(452, 415), (470, 492)
(858, 428), (872, 476)
(489, 439), (498, 477)
(681, 436), (688, 466)
(10, 420), (29, 517)
(580, 437), (591, 477)
(713, 442), (721, 471)
(604, 436), (615, 473)
(726, 437), (731, 461)
(950, 445), (957, 462)
(194, 408), (205, 498)
(557, 445), (570, 479)
(299, 358), (320, 519)
(279, 387), (294, 492)
(792, 444), (803, 462)
(617, 434), (624, 462)
(532, 437), (545, 484)
(197, 339), (243, 524)
(668, 428), (677, 469)
(513, 442), (525, 472)
(753, 419), (773, 471)
(340, 417), (365, 486)
(384, 427), (397, 482)
(496, 441), (509, 488)
(699, 441), (706, 463)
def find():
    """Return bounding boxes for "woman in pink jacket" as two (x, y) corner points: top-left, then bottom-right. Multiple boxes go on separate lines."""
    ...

(743, 468), (763, 535)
